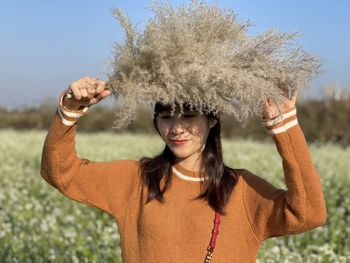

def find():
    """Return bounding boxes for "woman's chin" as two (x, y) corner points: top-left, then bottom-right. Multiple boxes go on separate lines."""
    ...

(171, 151), (190, 160)
(168, 147), (191, 160)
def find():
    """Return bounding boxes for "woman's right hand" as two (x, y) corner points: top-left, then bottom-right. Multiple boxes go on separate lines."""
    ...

(62, 77), (111, 110)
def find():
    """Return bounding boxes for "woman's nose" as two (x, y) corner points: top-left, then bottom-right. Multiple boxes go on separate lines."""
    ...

(169, 118), (185, 133)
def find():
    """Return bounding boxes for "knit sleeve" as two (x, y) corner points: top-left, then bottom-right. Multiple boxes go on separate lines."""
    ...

(40, 92), (140, 223)
(242, 107), (327, 241)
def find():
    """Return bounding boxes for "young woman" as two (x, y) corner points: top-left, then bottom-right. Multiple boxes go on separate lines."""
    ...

(41, 77), (327, 262)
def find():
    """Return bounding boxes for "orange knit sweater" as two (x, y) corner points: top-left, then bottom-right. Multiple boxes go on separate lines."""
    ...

(40, 94), (327, 262)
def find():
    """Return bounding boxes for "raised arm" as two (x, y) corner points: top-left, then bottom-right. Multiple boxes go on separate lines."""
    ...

(40, 78), (140, 223)
(242, 90), (327, 241)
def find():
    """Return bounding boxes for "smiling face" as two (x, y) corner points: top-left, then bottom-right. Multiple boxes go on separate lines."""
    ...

(155, 104), (217, 170)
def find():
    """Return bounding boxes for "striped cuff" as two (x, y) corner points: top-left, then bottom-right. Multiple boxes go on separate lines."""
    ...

(57, 92), (89, 126)
(262, 108), (298, 135)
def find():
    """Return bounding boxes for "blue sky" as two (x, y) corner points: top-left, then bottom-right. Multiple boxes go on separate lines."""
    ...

(0, 0), (349, 109)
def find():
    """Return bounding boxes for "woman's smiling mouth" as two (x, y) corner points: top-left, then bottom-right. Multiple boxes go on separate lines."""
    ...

(170, 139), (189, 145)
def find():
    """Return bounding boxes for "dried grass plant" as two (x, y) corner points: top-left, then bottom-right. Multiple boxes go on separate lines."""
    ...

(107, 0), (320, 128)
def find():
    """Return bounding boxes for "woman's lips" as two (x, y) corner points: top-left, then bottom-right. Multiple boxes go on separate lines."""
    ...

(170, 139), (189, 145)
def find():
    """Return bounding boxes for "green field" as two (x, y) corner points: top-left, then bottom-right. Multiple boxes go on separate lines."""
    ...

(0, 129), (349, 262)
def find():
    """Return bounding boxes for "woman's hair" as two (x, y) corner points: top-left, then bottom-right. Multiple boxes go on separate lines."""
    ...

(139, 102), (238, 215)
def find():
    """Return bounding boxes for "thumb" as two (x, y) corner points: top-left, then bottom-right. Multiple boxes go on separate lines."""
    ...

(100, 89), (112, 99)
(88, 89), (111, 105)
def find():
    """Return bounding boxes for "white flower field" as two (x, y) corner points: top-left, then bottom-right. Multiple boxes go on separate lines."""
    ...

(0, 129), (349, 262)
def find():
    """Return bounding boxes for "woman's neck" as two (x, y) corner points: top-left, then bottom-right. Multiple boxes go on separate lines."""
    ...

(175, 155), (202, 172)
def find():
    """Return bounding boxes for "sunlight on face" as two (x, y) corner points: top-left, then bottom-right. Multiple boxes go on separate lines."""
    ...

(156, 109), (216, 167)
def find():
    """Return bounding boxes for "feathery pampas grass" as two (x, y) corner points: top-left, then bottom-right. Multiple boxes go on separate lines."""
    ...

(107, 0), (320, 128)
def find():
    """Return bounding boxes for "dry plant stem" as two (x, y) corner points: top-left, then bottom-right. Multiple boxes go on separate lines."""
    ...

(106, 0), (320, 129)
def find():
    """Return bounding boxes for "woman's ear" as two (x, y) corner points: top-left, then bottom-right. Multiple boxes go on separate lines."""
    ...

(209, 118), (218, 128)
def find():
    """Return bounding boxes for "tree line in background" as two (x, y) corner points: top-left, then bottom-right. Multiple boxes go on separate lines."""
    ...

(1, 86), (349, 146)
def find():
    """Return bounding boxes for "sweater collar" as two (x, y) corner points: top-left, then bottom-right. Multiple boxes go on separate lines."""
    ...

(173, 163), (207, 182)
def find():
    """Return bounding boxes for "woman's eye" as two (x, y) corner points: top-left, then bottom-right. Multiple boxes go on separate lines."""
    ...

(159, 112), (196, 119)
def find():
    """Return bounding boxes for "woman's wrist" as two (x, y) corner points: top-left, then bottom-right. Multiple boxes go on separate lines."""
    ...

(261, 107), (296, 121)
(261, 113), (281, 121)
(58, 91), (89, 113)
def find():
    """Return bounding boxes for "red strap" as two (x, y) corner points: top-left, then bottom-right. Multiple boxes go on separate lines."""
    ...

(208, 212), (221, 250)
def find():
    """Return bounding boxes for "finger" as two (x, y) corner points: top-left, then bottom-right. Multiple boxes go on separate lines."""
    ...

(261, 99), (269, 115)
(80, 87), (88, 98)
(84, 77), (96, 88)
(70, 82), (82, 100)
(267, 97), (276, 107)
(83, 76), (96, 83)
(89, 97), (98, 105)
(262, 99), (279, 119)
(87, 85), (96, 98)
(91, 89), (111, 105)
(100, 89), (111, 99)
(85, 77), (96, 87)
(290, 89), (298, 103)
(95, 80), (106, 94)
(89, 79), (105, 97)
(86, 79), (99, 98)
(87, 88), (96, 98)
(263, 98), (272, 111)
(263, 98), (269, 107)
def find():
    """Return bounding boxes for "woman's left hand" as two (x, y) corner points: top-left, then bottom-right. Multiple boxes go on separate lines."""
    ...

(261, 88), (298, 120)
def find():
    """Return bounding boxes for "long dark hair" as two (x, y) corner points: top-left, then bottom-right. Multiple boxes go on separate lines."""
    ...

(139, 102), (238, 215)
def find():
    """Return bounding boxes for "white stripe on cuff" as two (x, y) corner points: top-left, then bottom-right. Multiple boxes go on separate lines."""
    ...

(282, 108), (297, 120)
(262, 108), (297, 127)
(59, 106), (87, 118)
(267, 119), (298, 135)
(57, 107), (77, 126)
(262, 115), (283, 126)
